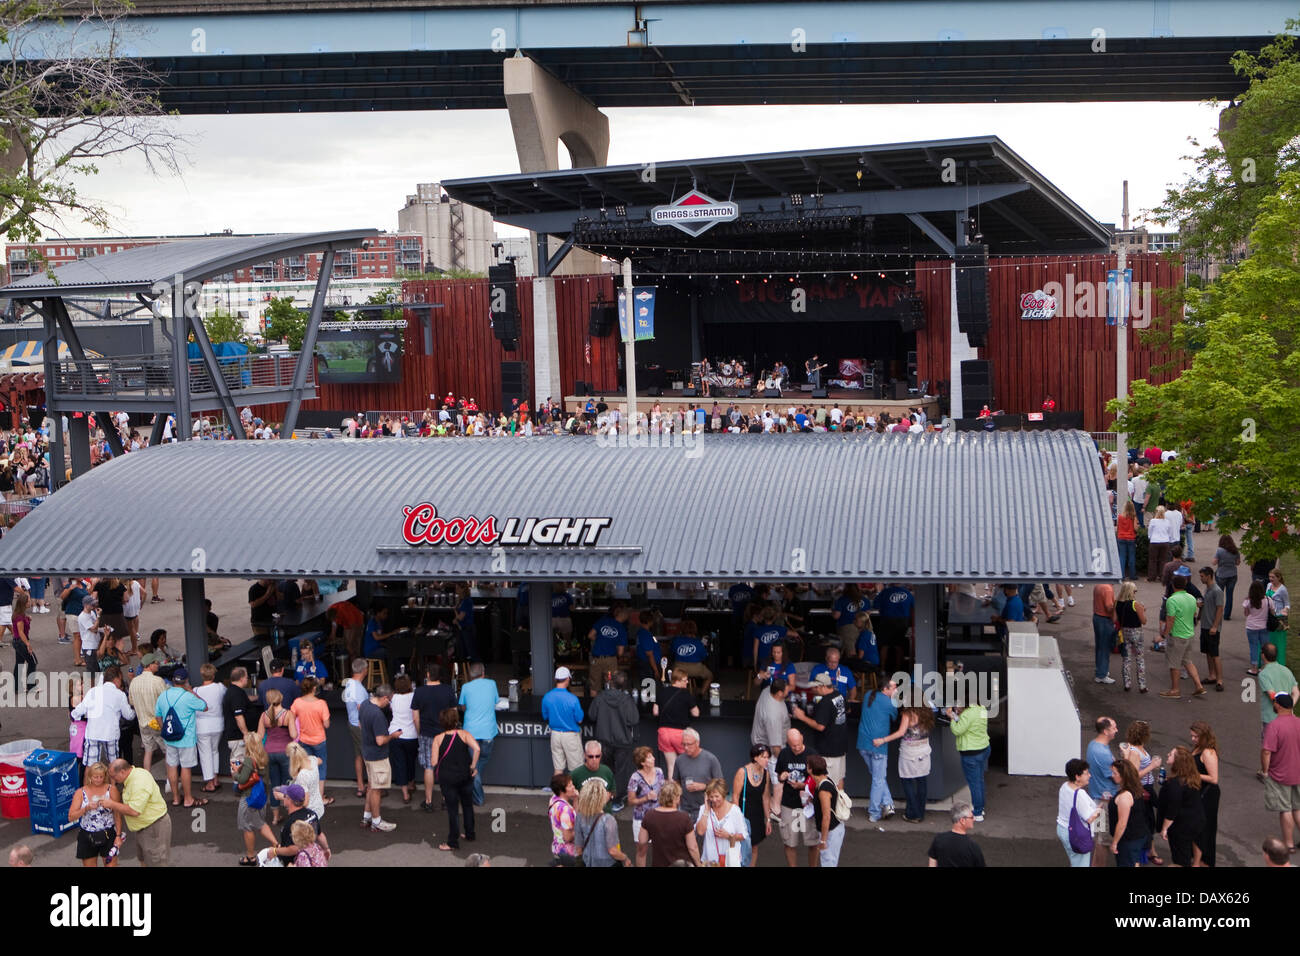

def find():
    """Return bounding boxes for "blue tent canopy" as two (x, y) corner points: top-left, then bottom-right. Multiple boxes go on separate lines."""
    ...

(187, 340), (251, 387)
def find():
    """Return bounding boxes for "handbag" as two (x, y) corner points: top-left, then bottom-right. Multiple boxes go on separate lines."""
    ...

(1068, 789), (1094, 854)
(1267, 599), (1281, 633)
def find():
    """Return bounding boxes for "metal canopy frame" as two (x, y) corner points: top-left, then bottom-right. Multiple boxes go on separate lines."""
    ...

(442, 137), (1110, 258)
(0, 230), (381, 482)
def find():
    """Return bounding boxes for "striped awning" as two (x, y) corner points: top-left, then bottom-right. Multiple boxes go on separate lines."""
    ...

(0, 340), (102, 365)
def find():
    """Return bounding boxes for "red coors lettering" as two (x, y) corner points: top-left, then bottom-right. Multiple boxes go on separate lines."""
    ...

(1019, 290), (1057, 319)
(402, 503), (498, 545)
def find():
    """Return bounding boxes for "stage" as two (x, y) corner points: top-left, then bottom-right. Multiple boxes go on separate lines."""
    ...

(563, 389), (940, 420)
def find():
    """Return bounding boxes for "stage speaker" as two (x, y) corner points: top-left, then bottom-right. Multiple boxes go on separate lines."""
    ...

(763, 388), (782, 398)
(736, 388), (753, 398)
(501, 360), (529, 411)
(574, 380), (590, 396)
(888, 381), (909, 400)
(488, 263), (519, 343)
(647, 386), (663, 397)
(682, 387), (697, 398)
(897, 291), (926, 332)
(811, 388), (828, 399)
(955, 244), (989, 347)
(960, 359), (993, 419)
(588, 302), (617, 337)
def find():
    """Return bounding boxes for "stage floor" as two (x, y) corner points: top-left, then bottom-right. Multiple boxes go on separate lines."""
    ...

(564, 389), (939, 418)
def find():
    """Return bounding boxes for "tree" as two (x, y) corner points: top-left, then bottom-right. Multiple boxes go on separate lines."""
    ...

(1112, 170), (1300, 562)
(1150, 21), (1300, 264)
(203, 308), (246, 345)
(0, 0), (184, 244)
(264, 296), (306, 350)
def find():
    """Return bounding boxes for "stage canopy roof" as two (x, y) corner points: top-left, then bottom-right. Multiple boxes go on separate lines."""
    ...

(443, 136), (1110, 268)
(0, 431), (1119, 583)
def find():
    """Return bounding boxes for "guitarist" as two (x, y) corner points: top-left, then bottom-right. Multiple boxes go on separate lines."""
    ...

(805, 354), (827, 390)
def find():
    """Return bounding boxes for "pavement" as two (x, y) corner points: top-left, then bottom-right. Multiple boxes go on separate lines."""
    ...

(0, 532), (1287, 867)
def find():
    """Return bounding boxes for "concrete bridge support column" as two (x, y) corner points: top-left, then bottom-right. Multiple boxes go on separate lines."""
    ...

(505, 56), (610, 409)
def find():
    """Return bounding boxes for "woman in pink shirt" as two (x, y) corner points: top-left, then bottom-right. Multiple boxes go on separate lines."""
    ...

(1243, 581), (1275, 676)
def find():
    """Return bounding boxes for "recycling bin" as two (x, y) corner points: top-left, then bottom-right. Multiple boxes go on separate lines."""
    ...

(24, 749), (79, 836)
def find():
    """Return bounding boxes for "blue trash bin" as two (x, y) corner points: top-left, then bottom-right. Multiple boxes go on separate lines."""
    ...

(24, 750), (79, 837)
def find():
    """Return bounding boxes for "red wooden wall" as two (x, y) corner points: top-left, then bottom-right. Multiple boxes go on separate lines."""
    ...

(248, 274), (618, 424)
(915, 252), (1185, 431)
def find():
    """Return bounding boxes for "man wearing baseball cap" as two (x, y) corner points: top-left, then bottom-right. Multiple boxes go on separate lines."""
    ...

(1260, 643), (1299, 733)
(153, 667), (209, 809)
(267, 783), (330, 863)
(1261, 690), (1300, 850)
(542, 666), (585, 774)
(1159, 568), (1206, 699)
(76, 593), (108, 670)
(129, 653), (167, 772)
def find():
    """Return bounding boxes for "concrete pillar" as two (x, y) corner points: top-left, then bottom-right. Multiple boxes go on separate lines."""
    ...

(532, 276), (561, 410)
(528, 583), (554, 700)
(505, 55), (610, 399)
(504, 56), (609, 174)
(181, 577), (208, 674)
(68, 414), (91, 478)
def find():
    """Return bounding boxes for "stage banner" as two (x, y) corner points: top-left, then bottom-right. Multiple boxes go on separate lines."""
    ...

(834, 358), (867, 387)
(704, 277), (907, 324)
(618, 286), (657, 341)
(1106, 269), (1132, 327)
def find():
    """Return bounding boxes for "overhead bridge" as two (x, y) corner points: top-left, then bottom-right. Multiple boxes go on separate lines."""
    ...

(27, 0), (1299, 110)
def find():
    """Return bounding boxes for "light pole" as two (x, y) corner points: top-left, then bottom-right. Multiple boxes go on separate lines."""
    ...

(1115, 245), (1129, 518)
(622, 257), (637, 435)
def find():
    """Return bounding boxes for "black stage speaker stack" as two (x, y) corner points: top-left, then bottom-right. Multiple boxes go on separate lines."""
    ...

(955, 244), (989, 348)
(960, 359), (993, 419)
(811, 388), (828, 399)
(647, 386), (663, 397)
(681, 386), (697, 398)
(488, 262), (519, 350)
(588, 302), (617, 338)
(897, 291), (926, 332)
(736, 388), (753, 398)
(763, 388), (781, 398)
(501, 360), (529, 412)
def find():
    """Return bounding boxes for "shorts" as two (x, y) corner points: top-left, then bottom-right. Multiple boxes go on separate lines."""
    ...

(825, 755), (847, 787)
(1028, 584), (1048, 606)
(365, 758), (392, 790)
(165, 744), (198, 768)
(418, 735), (437, 770)
(657, 727), (686, 754)
(0, 605), (11, 627)
(349, 724), (363, 755)
(134, 813), (172, 867)
(1264, 777), (1300, 812)
(1199, 628), (1221, 657)
(76, 827), (116, 860)
(1164, 635), (1193, 669)
(227, 738), (247, 766)
(591, 656), (620, 686)
(83, 738), (119, 766)
(779, 804), (819, 847)
(140, 724), (164, 756)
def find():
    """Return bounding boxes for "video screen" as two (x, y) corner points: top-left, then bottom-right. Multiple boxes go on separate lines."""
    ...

(315, 325), (404, 384)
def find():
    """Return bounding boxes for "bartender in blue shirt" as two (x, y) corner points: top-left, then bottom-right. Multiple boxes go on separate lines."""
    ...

(809, 646), (859, 702)
(633, 610), (662, 683)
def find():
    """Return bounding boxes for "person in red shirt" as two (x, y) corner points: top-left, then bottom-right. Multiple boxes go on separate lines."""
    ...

(978, 405), (992, 419)
(1042, 395), (1056, 412)
(1144, 446), (1163, 466)
(327, 601), (366, 660)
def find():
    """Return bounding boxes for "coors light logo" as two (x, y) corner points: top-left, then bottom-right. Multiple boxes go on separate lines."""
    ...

(1020, 289), (1058, 320)
(402, 503), (612, 547)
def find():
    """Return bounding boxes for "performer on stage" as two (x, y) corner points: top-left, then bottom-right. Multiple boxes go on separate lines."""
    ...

(805, 354), (825, 389)
(1042, 394), (1056, 413)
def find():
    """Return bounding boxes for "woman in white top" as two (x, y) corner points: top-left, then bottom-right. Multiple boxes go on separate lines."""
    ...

(194, 662), (227, 792)
(122, 579), (144, 655)
(694, 778), (746, 867)
(1146, 506), (1174, 583)
(387, 673), (420, 803)
(287, 742), (326, 819)
(1057, 758), (1102, 867)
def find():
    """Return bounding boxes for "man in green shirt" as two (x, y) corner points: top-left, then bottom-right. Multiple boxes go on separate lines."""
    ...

(106, 758), (172, 866)
(1260, 643), (1299, 727)
(570, 741), (617, 814)
(1160, 570), (1206, 699)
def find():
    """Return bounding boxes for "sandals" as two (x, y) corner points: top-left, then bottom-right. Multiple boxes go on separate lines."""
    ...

(238, 856), (258, 866)
(438, 843), (456, 851)
(322, 796), (336, 806)
(1215, 682), (1224, 692)
(355, 788), (366, 798)
(184, 798), (209, 808)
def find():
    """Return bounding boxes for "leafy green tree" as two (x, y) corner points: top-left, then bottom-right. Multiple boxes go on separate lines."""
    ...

(203, 308), (246, 345)
(264, 296), (307, 350)
(1112, 170), (1300, 562)
(0, 0), (183, 243)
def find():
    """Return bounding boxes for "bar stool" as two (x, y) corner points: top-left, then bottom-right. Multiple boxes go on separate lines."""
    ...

(365, 658), (388, 689)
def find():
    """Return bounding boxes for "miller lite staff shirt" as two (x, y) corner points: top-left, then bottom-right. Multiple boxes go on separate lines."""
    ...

(590, 615), (627, 657)
(874, 586), (915, 619)
(671, 636), (707, 664)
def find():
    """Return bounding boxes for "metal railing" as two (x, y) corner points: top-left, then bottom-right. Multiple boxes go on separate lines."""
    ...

(53, 351), (313, 399)
(1091, 431), (1118, 451)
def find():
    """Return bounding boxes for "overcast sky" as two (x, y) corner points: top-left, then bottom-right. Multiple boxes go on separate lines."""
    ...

(58, 100), (1219, 241)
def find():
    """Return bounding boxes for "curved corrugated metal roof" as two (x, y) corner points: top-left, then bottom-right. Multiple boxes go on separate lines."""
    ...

(0, 431), (1119, 582)
(0, 230), (378, 298)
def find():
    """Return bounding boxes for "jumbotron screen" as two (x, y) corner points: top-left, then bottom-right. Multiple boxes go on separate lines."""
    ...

(315, 320), (405, 384)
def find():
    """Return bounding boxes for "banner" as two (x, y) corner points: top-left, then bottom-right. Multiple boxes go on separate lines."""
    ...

(1106, 269), (1132, 327)
(832, 358), (867, 388)
(705, 277), (907, 324)
(618, 286), (656, 342)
